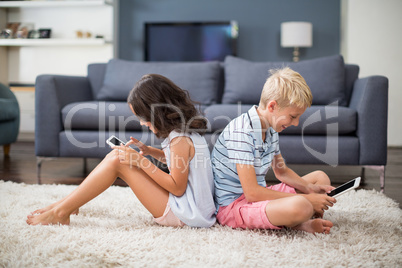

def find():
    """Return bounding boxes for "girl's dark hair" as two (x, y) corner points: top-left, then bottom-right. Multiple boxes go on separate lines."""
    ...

(127, 74), (208, 139)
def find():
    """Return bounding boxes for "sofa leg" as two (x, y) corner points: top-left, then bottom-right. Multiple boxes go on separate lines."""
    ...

(36, 157), (54, 185)
(83, 158), (87, 175)
(3, 144), (11, 156)
(361, 165), (385, 193)
(37, 157), (44, 185)
(360, 167), (366, 186)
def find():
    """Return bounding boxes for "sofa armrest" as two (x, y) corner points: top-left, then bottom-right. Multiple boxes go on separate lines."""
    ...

(35, 75), (92, 157)
(349, 76), (388, 165)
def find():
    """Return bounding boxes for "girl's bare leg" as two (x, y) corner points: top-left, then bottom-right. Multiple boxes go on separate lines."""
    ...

(27, 151), (168, 225)
(265, 195), (333, 234)
(31, 196), (79, 215)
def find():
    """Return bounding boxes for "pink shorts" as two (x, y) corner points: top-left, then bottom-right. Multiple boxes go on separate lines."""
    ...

(154, 203), (185, 227)
(216, 183), (296, 230)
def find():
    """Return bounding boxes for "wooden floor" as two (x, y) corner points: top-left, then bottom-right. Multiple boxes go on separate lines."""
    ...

(1, 141), (401, 208)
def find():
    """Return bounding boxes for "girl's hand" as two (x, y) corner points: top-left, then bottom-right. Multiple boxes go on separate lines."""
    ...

(113, 144), (142, 167)
(126, 137), (151, 156)
(304, 193), (336, 218)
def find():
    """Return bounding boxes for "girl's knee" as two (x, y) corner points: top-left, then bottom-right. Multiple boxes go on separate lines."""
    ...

(105, 150), (121, 165)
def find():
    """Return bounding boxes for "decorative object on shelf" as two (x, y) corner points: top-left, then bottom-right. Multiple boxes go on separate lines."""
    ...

(281, 21), (313, 62)
(1, 23), (35, 39)
(76, 30), (93, 39)
(6, 22), (20, 38)
(38, 28), (51, 38)
(16, 23), (34, 39)
(0, 29), (12, 39)
(76, 30), (83, 38)
(28, 30), (40, 39)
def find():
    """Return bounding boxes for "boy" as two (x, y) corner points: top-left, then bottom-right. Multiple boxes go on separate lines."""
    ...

(211, 67), (336, 234)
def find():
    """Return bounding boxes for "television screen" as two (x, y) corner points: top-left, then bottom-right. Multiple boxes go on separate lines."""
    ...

(144, 21), (238, 62)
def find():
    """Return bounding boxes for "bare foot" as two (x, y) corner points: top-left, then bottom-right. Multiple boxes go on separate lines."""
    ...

(26, 208), (70, 226)
(31, 203), (79, 216)
(293, 219), (333, 234)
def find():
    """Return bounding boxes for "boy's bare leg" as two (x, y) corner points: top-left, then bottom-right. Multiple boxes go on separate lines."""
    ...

(300, 170), (333, 218)
(292, 218), (333, 234)
(265, 195), (333, 234)
(302, 170), (331, 187)
(27, 151), (168, 225)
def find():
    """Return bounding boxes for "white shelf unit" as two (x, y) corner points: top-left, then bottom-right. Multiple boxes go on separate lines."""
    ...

(0, 0), (117, 134)
(0, 0), (113, 8)
(0, 38), (110, 46)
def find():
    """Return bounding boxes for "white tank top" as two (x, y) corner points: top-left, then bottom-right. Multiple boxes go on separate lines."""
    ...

(161, 131), (216, 227)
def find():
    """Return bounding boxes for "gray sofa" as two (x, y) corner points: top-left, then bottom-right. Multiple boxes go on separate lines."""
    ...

(35, 55), (388, 189)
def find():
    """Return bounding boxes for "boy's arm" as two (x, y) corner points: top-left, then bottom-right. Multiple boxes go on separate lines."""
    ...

(237, 163), (295, 202)
(272, 154), (333, 194)
(237, 155), (336, 216)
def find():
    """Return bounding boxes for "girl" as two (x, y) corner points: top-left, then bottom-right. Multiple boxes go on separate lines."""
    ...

(27, 74), (216, 228)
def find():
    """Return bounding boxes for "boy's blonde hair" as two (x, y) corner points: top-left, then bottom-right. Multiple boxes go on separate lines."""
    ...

(259, 67), (313, 109)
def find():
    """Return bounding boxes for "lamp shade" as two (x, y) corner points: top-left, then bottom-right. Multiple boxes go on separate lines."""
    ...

(281, 22), (313, 47)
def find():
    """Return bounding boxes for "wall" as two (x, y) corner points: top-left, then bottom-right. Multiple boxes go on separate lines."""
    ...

(3, 5), (113, 84)
(341, 0), (402, 147)
(0, 9), (6, 83)
(118, 0), (340, 62)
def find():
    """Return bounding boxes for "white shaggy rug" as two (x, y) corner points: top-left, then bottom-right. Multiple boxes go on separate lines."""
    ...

(0, 180), (401, 268)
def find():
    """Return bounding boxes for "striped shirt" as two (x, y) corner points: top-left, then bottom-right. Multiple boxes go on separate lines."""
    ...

(211, 106), (281, 208)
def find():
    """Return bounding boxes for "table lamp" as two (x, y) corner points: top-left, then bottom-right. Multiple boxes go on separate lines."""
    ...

(281, 22), (313, 62)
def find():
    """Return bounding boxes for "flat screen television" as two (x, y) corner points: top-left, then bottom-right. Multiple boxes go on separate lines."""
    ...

(144, 21), (238, 62)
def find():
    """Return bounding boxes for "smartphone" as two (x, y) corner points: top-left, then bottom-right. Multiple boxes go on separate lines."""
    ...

(106, 135), (126, 147)
(327, 177), (361, 198)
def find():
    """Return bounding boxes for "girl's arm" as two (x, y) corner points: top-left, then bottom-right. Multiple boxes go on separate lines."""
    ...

(116, 136), (194, 196)
(129, 137), (166, 163)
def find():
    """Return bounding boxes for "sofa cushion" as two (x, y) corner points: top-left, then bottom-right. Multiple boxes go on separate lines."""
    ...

(88, 63), (107, 98)
(61, 101), (144, 131)
(204, 104), (356, 135)
(281, 106), (357, 135)
(59, 130), (164, 158)
(279, 136), (359, 165)
(204, 104), (254, 133)
(96, 59), (222, 105)
(222, 55), (347, 106)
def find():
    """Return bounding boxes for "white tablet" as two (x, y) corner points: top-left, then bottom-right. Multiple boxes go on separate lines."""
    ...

(327, 177), (361, 198)
(106, 135), (126, 147)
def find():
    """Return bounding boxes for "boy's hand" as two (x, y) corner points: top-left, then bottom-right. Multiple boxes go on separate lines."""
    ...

(126, 137), (151, 156)
(307, 183), (335, 194)
(304, 193), (336, 217)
